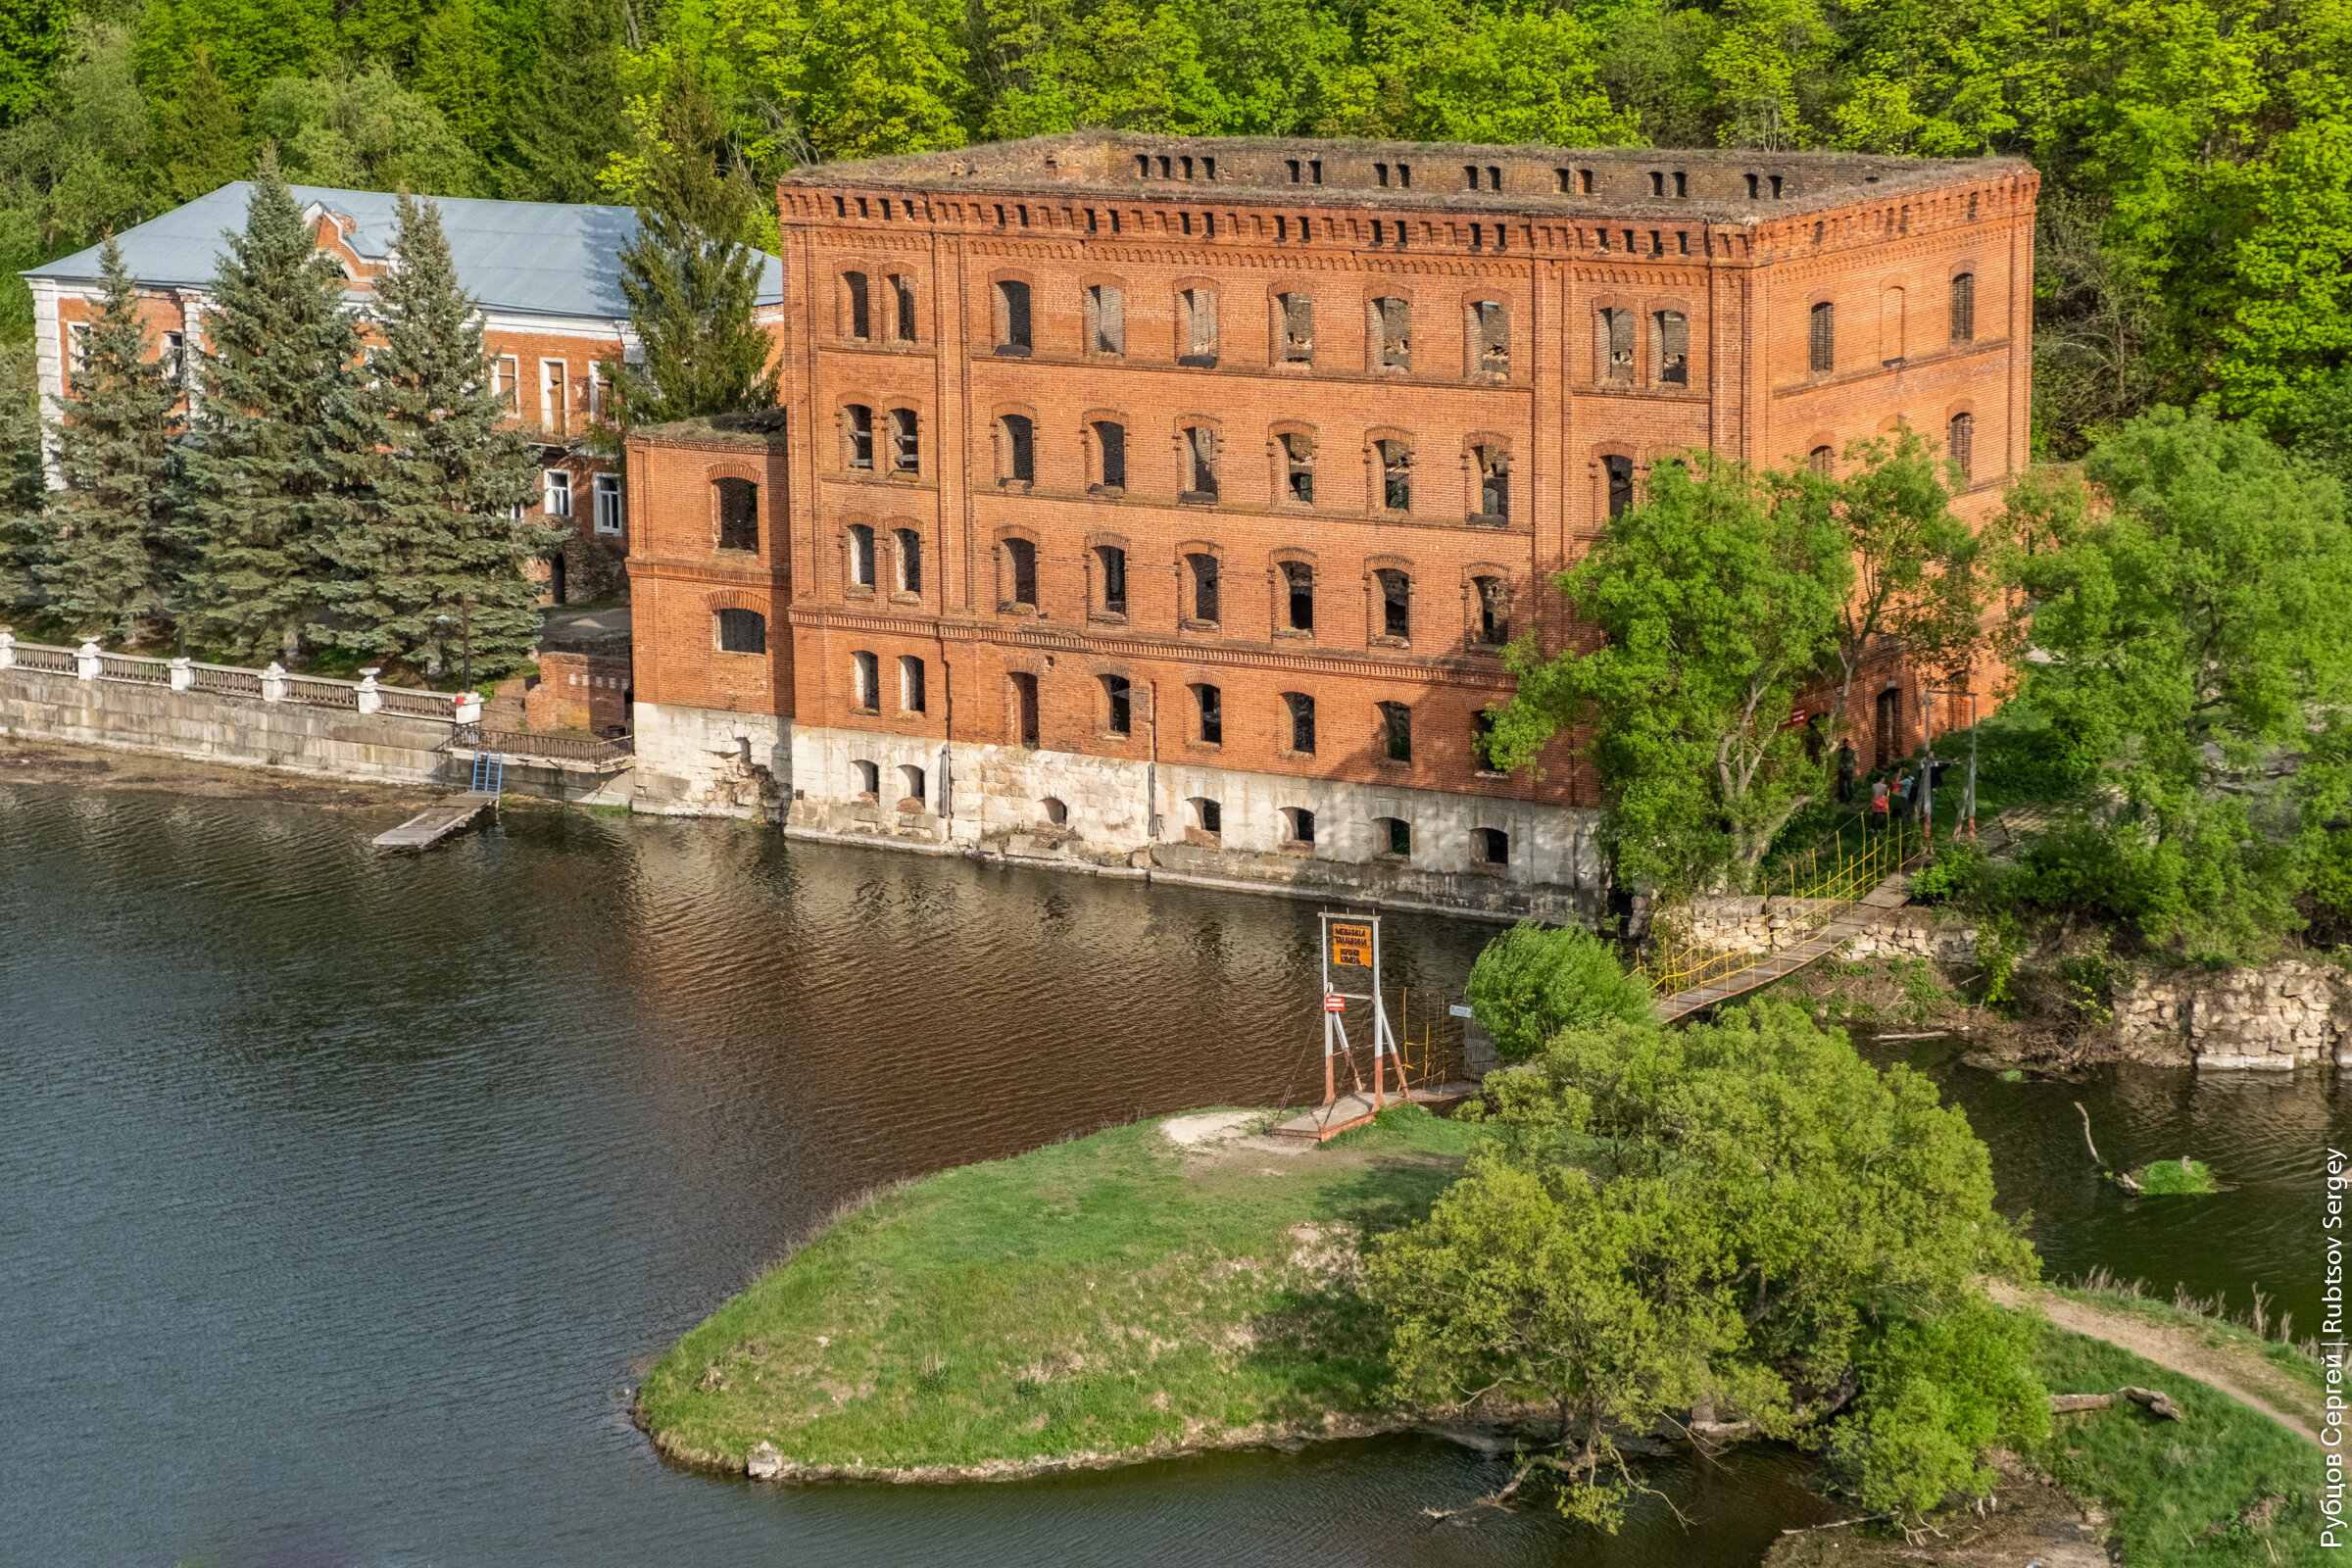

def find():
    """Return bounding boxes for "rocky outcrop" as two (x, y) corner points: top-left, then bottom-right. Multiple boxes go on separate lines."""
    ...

(2115, 959), (2352, 1071)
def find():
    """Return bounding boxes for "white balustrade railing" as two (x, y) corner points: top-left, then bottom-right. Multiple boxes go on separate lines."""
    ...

(0, 632), (471, 725)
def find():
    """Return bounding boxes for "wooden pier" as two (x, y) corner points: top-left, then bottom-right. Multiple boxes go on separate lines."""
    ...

(1269, 1082), (1484, 1143)
(372, 792), (498, 851)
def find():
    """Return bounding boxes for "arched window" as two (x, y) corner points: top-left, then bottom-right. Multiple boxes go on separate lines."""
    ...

(1947, 412), (1974, 480)
(1186, 553), (1220, 625)
(1376, 567), (1410, 641)
(1471, 710), (1500, 772)
(1473, 446), (1509, 522)
(1469, 301), (1508, 377)
(1276, 292), (1313, 364)
(1476, 827), (1509, 865)
(1282, 807), (1316, 847)
(714, 478), (758, 551)
(1000, 415), (1034, 485)
(899, 655), (926, 712)
(1810, 445), (1835, 476)
(1950, 272), (1976, 343)
(1178, 287), (1218, 366)
(1282, 561), (1314, 630)
(1188, 797), (1222, 836)
(1283, 691), (1315, 754)
(1040, 796), (1069, 826)
(842, 271), (870, 340)
(1092, 420), (1126, 491)
(1096, 544), (1127, 614)
(1379, 701), (1413, 762)
(889, 274), (916, 342)
(1473, 575), (1509, 644)
(899, 763), (926, 805)
(851, 650), (879, 710)
(852, 759), (880, 796)
(1371, 297), (1410, 369)
(716, 607), (764, 653)
(1282, 432), (1314, 504)
(993, 280), (1031, 355)
(1654, 312), (1689, 384)
(1181, 425), (1218, 501)
(1377, 816), (1411, 858)
(844, 404), (874, 470)
(1009, 671), (1040, 746)
(889, 409), (918, 472)
(1598, 308), (1635, 381)
(847, 522), (875, 587)
(1086, 284), (1125, 354)
(895, 528), (922, 593)
(1193, 683), (1222, 745)
(1604, 456), (1634, 519)
(1809, 301), (1835, 372)
(1002, 538), (1037, 609)
(1378, 440), (1412, 511)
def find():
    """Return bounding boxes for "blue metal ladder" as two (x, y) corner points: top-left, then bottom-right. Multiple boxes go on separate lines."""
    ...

(470, 749), (504, 796)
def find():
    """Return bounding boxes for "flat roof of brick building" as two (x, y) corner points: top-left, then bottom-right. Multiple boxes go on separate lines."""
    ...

(792, 134), (2030, 220)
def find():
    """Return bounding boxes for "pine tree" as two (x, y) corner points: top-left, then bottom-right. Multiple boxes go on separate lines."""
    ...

(39, 237), (180, 641)
(498, 0), (629, 204)
(171, 149), (361, 662)
(152, 45), (246, 205)
(323, 191), (554, 682)
(0, 341), (47, 613)
(609, 60), (779, 426)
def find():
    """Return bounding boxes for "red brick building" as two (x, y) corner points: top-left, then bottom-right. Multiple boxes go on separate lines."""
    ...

(23, 182), (785, 608)
(627, 134), (2036, 916)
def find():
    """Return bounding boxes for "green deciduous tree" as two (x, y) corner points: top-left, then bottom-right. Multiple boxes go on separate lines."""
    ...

(608, 59), (778, 425)
(172, 151), (362, 661)
(323, 191), (554, 679)
(1489, 456), (1848, 895)
(136, 0), (337, 109)
(0, 22), (153, 252)
(1369, 1002), (2040, 1531)
(39, 237), (180, 641)
(0, 0), (75, 128)
(1464, 920), (1655, 1062)
(152, 46), (250, 207)
(248, 68), (482, 196)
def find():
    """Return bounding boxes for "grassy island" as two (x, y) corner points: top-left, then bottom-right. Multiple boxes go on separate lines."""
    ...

(639, 1106), (1484, 1479)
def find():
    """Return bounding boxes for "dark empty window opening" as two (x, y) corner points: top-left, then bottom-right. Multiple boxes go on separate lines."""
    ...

(1183, 426), (1218, 501)
(1649, 170), (1664, 197)
(1096, 544), (1127, 614)
(1373, 297), (1410, 370)
(892, 275), (916, 340)
(993, 280), (1032, 355)
(1010, 671), (1040, 747)
(1284, 691), (1316, 754)
(833, 195), (846, 217)
(1180, 156), (1194, 179)
(1087, 283), (1124, 354)
(889, 408), (918, 472)
(1656, 311), (1689, 385)
(1179, 288), (1218, 366)
(1810, 445), (1835, 476)
(1375, 162), (1391, 186)
(1600, 308), (1635, 382)
(1092, 420), (1126, 491)
(1380, 441), (1412, 511)
(1284, 807), (1316, 846)
(1579, 169), (1594, 195)
(1193, 797), (1222, 835)
(1283, 560), (1314, 629)
(900, 656), (926, 712)
(1476, 827), (1508, 864)
(1377, 568), (1410, 640)
(1001, 415), (1035, 485)
(716, 608), (764, 653)
(1475, 447), (1509, 522)
(1969, 191), (1980, 220)
(715, 478), (758, 551)
(1283, 433), (1314, 505)
(852, 760), (879, 796)
(1187, 553), (1220, 624)
(1770, 174), (1784, 199)
(844, 404), (874, 469)
(1464, 164), (1481, 190)
(1674, 171), (1688, 197)
(1475, 575), (1509, 644)
(1555, 168), (1571, 193)
(1103, 674), (1132, 734)
(1383, 816), (1412, 858)
(1380, 702), (1412, 763)
(1278, 293), (1313, 363)
(1809, 301), (1836, 372)
(1157, 156), (1171, 178)
(1003, 537), (1038, 609)
(897, 528), (922, 592)
(1485, 166), (1500, 190)
(1194, 684), (1222, 746)
(1948, 412), (1974, 479)
(1605, 455), (1635, 519)
(900, 763), (926, 805)
(1950, 272), (1976, 342)
(1745, 172), (1760, 199)
(1472, 709), (1500, 771)
(1308, 160), (1321, 183)
(1287, 159), (1301, 183)
(852, 650), (879, 710)
(1041, 796), (1068, 825)
(848, 522), (875, 587)
(844, 271), (870, 339)
(1472, 301), (1508, 376)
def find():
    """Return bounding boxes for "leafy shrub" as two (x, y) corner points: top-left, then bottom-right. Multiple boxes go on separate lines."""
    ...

(1908, 842), (1989, 904)
(1463, 921), (1653, 1062)
(1972, 708), (2099, 801)
(1830, 1301), (2051, 1523)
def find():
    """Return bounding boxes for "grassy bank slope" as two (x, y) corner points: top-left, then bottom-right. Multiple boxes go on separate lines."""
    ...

(639, 1106), (1484, 1477)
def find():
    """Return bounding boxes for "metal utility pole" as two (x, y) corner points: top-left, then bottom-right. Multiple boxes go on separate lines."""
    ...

(1922, 683), (1982, 848)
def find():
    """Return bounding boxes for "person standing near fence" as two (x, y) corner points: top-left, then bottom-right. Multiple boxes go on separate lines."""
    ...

(1870, 778), (1890, 831)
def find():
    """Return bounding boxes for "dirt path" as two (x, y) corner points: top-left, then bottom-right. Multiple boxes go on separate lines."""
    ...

(1988, 1280), (2324, 1446)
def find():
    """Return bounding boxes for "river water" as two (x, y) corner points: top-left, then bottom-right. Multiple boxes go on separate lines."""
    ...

(1, 784), (2339, 1566)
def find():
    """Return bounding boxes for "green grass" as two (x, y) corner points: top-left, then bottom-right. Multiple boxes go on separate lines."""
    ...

(2029, 1327), (2321, 1566)
(639, 1107), (1487, 1472)
(2051, 1279), (2325, 1396)
(2131, 1157), (2223, 1195)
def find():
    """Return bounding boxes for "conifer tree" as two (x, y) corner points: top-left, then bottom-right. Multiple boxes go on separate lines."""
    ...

(499, 0), (629, 204)
(0, 341), (47, 613)
(172, 148), (361, 662)
(608, 60), (778, 427)
(39, 236), (180, 640)
(324, 190), (554, 682)
(152, 45), (246, 206)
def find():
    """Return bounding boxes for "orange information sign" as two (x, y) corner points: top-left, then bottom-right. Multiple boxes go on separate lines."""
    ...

(1329, 922), (1375, 967)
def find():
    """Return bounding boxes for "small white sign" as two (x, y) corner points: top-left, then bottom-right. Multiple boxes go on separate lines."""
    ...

(1448, 1004), (1474, 1019)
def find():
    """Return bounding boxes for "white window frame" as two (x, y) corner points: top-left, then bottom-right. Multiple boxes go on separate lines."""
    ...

(543, 468), (572, 518)
(592, 471), (623, 535)
(541, 359), (567, 434)
(495, 355), (520, 417)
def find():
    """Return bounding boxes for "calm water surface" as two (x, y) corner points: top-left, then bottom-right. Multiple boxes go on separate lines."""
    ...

(0, 785), (2337, 1565)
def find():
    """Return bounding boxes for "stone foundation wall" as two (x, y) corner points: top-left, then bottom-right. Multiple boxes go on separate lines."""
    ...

(1668, 896), (1979, 964)
(630, 702), (789, 817)
(2115, 959), (2352, 1070)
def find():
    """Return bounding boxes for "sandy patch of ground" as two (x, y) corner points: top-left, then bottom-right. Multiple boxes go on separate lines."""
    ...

(1160, 1110), (1261, 1148)
(0, 736), (431, 810)
(1988, 1280), (2322, 1446)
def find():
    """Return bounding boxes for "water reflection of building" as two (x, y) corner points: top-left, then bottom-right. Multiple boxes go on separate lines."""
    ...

(623, 135), (2038, 918)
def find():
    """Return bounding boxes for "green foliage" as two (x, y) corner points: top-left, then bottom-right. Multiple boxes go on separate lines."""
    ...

(1492, 455), (1848, 896)
(1372, 1002), (2039, 1528)
(608, 59), (778, 426)
(1906, 842), (1987, 904)
(1828, 1302), (2051, 1519)
(0, 0), (75, 128)
(39, 237), (180, 640)
(136, 0), (336, 108)
(1463, 920), (1653, 1062)
(0, 339), (44, 607)
(0, 21), (152, 252)
(247, 67), (481, 196)
(321, 192), (553, 676)
(2130, 1156), (2220, 1194)
(171, 153), (363, 661)
(151, 47), (248, 206)
(498, 0), (629, 202)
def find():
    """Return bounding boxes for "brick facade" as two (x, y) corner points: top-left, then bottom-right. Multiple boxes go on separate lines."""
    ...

(631, 133), (2034, 913)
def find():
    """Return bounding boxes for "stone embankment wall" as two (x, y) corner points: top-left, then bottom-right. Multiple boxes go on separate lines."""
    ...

(2114, 960), (2352, 1071)
(1671, 896), (1980, 964)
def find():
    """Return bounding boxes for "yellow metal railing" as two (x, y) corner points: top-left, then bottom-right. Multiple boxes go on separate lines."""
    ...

(1639, 811), (1920, 999)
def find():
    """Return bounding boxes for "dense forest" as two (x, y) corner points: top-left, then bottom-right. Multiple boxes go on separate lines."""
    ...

(0, 0), (2345, 453)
